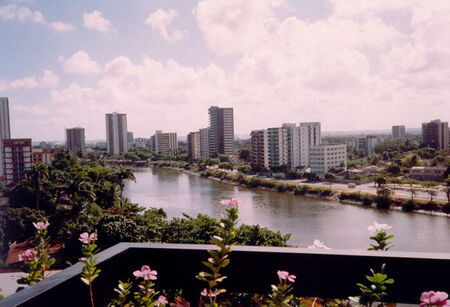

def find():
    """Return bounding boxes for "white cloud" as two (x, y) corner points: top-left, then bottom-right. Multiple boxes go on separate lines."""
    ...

(0, 4), (44, 23)
(51, 21), (76, 32)
(59, 51), (101, 74)
(3, 70), (59, 90)
(83, 10), (112, 32)
(0, 4), (76, 32)
(145, 9), (186, 42)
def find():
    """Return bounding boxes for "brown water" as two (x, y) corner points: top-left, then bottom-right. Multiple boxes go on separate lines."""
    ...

(123, 167), (450, 253)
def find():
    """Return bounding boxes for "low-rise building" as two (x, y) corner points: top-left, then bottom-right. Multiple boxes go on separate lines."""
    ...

(410, 166), (446, 182)
(309, 144), (347, 178)
(2, 138), (32, 185)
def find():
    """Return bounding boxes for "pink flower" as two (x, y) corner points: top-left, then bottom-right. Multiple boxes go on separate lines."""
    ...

(79, 257), (87, 262)
(277, 270), (296, 283)
(79, 232), (97, 244)
(200, 288), (218, 297)
(220, 198), (239, 209)
(18, 248), (37, 262)
(155, 295), (168, 306)
(33, 221), (50, 230)
(133, 265), (157, 280)
(420, 291), (450, 306)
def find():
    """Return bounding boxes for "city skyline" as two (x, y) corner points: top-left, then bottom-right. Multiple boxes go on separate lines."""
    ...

(1, 1), (450, 141)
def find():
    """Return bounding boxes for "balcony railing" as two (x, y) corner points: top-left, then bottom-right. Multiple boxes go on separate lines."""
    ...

(2, 243), (449, 306)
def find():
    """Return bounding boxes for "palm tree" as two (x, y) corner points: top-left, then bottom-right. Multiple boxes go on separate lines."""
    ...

(25, 163), (49, 210)
(114, 166), (136, 199)
(324, 172), (335, 190)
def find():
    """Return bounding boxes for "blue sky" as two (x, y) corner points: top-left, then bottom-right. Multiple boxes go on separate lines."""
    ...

(1, 0), (449, 141)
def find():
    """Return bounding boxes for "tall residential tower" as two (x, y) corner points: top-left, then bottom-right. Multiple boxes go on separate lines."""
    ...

(208, 106), (234, 157)
(105, 112), (128, 155)
(0, 97), (11, 179)
(66, 127), (86, 154)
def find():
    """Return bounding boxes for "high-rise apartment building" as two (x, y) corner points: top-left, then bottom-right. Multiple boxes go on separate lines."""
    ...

(353, 135), (380, 155)
(151, 130), (178, 155)
(250, 129), (269, 169)
(66, 127), (86, 154)
(267, 127), (288, 169)
(208, 106), (234, 157)
(282, 123), (301, 169)
(310, 144), (347, 178)
(0, 97), (11, 179)
(187, 132), (200, 161)
(422, 119), (449, 150)
(2, 138), (32, 185)
(299, 122), (321, 167)
(392, 125), (406, 138)
(105, 112), (128, 155)
(199, 128), (210, 158)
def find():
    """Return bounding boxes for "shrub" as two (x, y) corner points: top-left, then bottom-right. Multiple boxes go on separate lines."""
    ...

(361, 195), (374, 206)
(420, 201), (439, 211)
(246, 177), (261, 188)
(218, 162), (233, 170)
(375, 196), (391, 209)
(401, 199), (417, 212)
(237, 164), (251, 174)
(260, 179), (276, 189)
(443, 204), (450, 214)
(294, 185), (308, 195)
(273, 174), (284, 180)
(275, 183), (287, 192)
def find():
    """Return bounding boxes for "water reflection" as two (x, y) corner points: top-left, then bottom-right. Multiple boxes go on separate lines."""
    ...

(124, 167), (450, 253)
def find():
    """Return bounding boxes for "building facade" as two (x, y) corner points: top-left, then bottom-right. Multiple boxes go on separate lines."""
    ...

(2, 138), (32, 185)
(105, 112), (128, 155)
(66, 127), (85, 154)
(410, 166), (446, 182)
(199, 128), (210, 158)
(127, 132), (134, 145)
(392, 125), (406, 138)
(422, 119), (449, 150)
(187, 132), (200, 161)
(310, 144), (347, 178)
(151, 130), (178, 155)
(32, 148), (52, 165)
(250, 129), (269, 169)
(267, 127), (288, 169)
(282, 123), (301, 169)
(0, 97), (11, 179)
(208, 106), (234, 157)
(299, 122), (321, 167)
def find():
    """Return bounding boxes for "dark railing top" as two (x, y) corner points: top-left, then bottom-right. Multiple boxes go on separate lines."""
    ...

(2, 243), (449, 306)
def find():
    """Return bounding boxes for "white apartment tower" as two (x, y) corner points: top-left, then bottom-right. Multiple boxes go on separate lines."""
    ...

(208, 106), (234, 157)
(0, 97), (11, 179)
(105, 112), (128, 155)
(299, 122), (321, 167)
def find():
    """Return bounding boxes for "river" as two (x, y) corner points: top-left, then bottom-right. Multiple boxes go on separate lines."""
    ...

(123, 167), (450, 253)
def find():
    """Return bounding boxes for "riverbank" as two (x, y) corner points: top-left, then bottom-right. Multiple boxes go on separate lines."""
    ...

(151, 163), (449, 217)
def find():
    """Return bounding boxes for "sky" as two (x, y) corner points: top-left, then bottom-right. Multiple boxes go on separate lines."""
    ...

(0, 0), (449, 141)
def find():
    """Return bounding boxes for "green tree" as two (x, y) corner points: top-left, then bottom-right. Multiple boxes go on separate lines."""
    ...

(113, 166), (136, 199)
(238, 148), (250, 162)
(25, 163), (50, 211)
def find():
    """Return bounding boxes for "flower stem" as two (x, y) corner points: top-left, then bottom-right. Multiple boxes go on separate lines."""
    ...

(89, 282), (95, 307)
